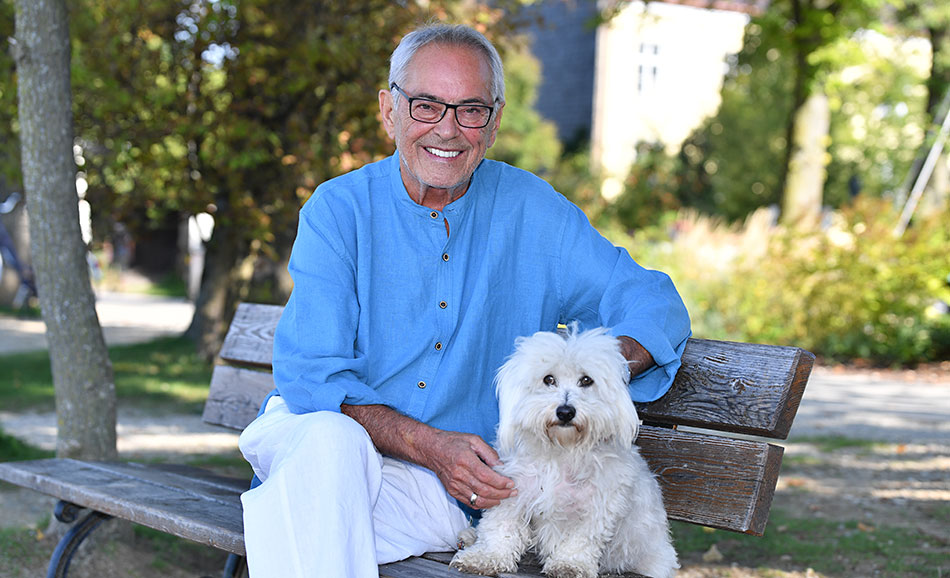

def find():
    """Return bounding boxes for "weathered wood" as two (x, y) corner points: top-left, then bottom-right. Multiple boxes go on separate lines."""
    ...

(218, 302), (282, 368)
(202, 365), (274, 430)
(380, 555), (469, 578)
(0, 459), (247, 555)
(639, 339), (813, 439)
(418, 552), (650, 578)
(0, 301), (813, 577)
(0, 430), (781, 539)
(637, 426), (782, 535)
(218, 304), (811, 439)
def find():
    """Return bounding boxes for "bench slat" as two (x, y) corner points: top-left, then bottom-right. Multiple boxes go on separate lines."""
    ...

(0, 459), (247, 556)
(420, 552), (650, 577)
(217, 305), (811, 439)
(203, 365), (274, 430)
(638, 426), (782, 535)
(219, 303), (282, 368)
(0, 428), (780, 538)
(639, 339), (814, 439)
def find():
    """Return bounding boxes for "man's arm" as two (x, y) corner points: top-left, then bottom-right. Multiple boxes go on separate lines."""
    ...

(618, 335), (655, 379)
(341, 403), (516, 509)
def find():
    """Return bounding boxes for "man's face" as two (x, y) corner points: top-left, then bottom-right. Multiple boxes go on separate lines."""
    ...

(379, 43), (503, 200)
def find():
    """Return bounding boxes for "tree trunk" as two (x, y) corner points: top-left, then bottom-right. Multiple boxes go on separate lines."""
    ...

(781, 92), (830, 229)
(14, 0), (116, 460)
(186, 221), (255, 361)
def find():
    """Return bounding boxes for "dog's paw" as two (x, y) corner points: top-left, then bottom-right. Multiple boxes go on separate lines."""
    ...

(541, 559), (598, 578)
(456, 526), (478, 549)
(450, 546), (518, 576)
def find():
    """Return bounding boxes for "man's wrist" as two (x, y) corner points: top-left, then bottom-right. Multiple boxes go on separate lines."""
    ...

(617, 336), (654, 380)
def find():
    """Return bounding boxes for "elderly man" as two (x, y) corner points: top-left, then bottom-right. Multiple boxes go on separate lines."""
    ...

(238, 23), (690, 578)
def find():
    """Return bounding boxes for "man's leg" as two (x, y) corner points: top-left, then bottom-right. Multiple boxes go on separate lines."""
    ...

(239, 398), (469, 577)
(374, 456), (470, 564)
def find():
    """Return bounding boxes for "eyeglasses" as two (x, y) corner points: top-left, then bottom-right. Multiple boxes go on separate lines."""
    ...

(390, 83), (495, 129)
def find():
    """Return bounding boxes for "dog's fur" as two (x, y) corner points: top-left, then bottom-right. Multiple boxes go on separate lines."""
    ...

(450, 327), (678, 578)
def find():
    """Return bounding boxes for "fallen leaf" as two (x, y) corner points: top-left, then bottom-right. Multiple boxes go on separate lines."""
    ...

(702, 544), (724, 563)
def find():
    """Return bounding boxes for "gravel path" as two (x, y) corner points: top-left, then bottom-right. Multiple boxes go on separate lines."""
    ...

(1, 294), (948, 577)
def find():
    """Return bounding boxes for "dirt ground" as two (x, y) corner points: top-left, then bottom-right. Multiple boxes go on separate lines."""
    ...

(3, 437), (947, 578)
(2, 364), (949, 577)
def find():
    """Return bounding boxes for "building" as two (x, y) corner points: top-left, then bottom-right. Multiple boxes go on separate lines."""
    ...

(525, 0), (760, 196)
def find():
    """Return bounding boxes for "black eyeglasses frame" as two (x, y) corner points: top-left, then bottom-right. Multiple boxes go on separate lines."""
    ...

(390, 83), (495, 129)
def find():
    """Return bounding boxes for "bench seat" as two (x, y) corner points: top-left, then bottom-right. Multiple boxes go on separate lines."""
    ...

(0, 302), (814, 577)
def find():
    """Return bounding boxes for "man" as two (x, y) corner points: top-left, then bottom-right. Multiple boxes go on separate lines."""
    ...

(238, 23), (690, 578)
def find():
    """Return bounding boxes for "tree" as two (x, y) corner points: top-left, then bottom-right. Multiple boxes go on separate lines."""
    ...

(777, 0), (883, 227)
(68, 0), (529, 359)
(13, 0), (116, 459)
(893, 0), (950, 214)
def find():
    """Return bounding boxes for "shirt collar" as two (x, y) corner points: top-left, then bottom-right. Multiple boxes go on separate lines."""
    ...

(389, 151), (481, 217)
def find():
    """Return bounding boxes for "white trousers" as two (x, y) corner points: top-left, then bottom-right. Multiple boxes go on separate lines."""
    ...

(238, 396), (470, 578)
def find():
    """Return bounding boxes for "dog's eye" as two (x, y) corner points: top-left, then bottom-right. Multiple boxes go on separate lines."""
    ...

(543, 375), (557, 387)
(579, 375), (593, 387)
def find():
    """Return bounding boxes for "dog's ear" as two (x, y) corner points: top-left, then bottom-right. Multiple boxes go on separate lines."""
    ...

(493, 355), (521, 453)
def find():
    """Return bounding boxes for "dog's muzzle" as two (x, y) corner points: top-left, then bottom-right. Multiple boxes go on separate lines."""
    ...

(556, 404), (576, 425)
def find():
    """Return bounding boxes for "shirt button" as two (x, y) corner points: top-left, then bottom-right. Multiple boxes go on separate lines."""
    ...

(417, 381), (427, 389)
(435, 342), (443, 351)
(442, 253), (450, 262)
(439, 301), (447, 309)
(429, 211), (439, 219)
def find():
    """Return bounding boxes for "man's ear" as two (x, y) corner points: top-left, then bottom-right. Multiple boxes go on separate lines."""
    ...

(486, 102), (504, 149)
(379, 89), (396, 140)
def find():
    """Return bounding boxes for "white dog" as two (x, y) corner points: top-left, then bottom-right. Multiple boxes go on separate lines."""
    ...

(450, 326), (679, 578)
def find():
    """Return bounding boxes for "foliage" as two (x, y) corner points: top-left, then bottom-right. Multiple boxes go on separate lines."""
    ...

(0, 0), (17, 188)
(607, 143), (688, 231)
(602, 11), (934, 228)
(823, 30), (931, 207)
(547, 145), (605, 218)
(70, 0), (422, 250)
(675, 18), (795, 221)
(487, 40), (562, 174)
(624, 198), (949, 365)
(894, 0), (950, 114)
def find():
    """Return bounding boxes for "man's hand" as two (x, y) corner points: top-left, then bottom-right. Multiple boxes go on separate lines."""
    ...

(422, 429), (516, 509)
(341, 404), (516, 509)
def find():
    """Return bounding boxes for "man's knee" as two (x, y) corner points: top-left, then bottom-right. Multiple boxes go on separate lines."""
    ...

(293, 410), (372, 452)
(242, 405), (378, 482)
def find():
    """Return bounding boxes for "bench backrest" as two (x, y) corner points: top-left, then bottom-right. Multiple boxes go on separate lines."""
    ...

(204, 303), (813, 535)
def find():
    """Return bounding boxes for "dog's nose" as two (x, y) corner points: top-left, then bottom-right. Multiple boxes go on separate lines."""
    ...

(556, 404), (576, 424)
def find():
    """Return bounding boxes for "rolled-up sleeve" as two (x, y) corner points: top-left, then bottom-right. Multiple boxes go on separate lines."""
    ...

(272, 197), (383, 414)
(556, 202), (691, 402)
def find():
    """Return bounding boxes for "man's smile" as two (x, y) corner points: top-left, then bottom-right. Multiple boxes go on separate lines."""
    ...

(425, 147), (462, 159)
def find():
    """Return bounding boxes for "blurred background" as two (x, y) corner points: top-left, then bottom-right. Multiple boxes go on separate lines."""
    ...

(1, 0), (948, 366)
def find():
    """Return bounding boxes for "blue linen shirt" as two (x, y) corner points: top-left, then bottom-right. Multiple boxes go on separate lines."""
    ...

(271, 152), (691, 445)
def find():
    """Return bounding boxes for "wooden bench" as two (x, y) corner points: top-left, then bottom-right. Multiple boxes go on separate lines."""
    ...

(0, 302), (814, 577)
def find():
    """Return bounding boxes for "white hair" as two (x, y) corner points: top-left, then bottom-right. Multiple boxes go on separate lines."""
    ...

(388, 24), (506, 107)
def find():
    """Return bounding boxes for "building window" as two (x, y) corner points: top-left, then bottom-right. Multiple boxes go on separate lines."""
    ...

(638, 43), (660, 95)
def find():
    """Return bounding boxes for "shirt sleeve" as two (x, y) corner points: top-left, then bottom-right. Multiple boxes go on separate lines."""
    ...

(555, 202), (691, 402)
(271, 194), (385, 414)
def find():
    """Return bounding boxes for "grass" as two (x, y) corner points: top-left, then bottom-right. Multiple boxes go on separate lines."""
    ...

(0, 527), (50, 577)
(672, 509), (948, 577)
(0, 335), (212, 415)
(788, 435), (881, 453)
(0, 428), (54, 462)
(0, 303), (42, 319)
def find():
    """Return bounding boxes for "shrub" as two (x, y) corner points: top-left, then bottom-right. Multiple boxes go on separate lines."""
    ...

(617, 198), (949, 365)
